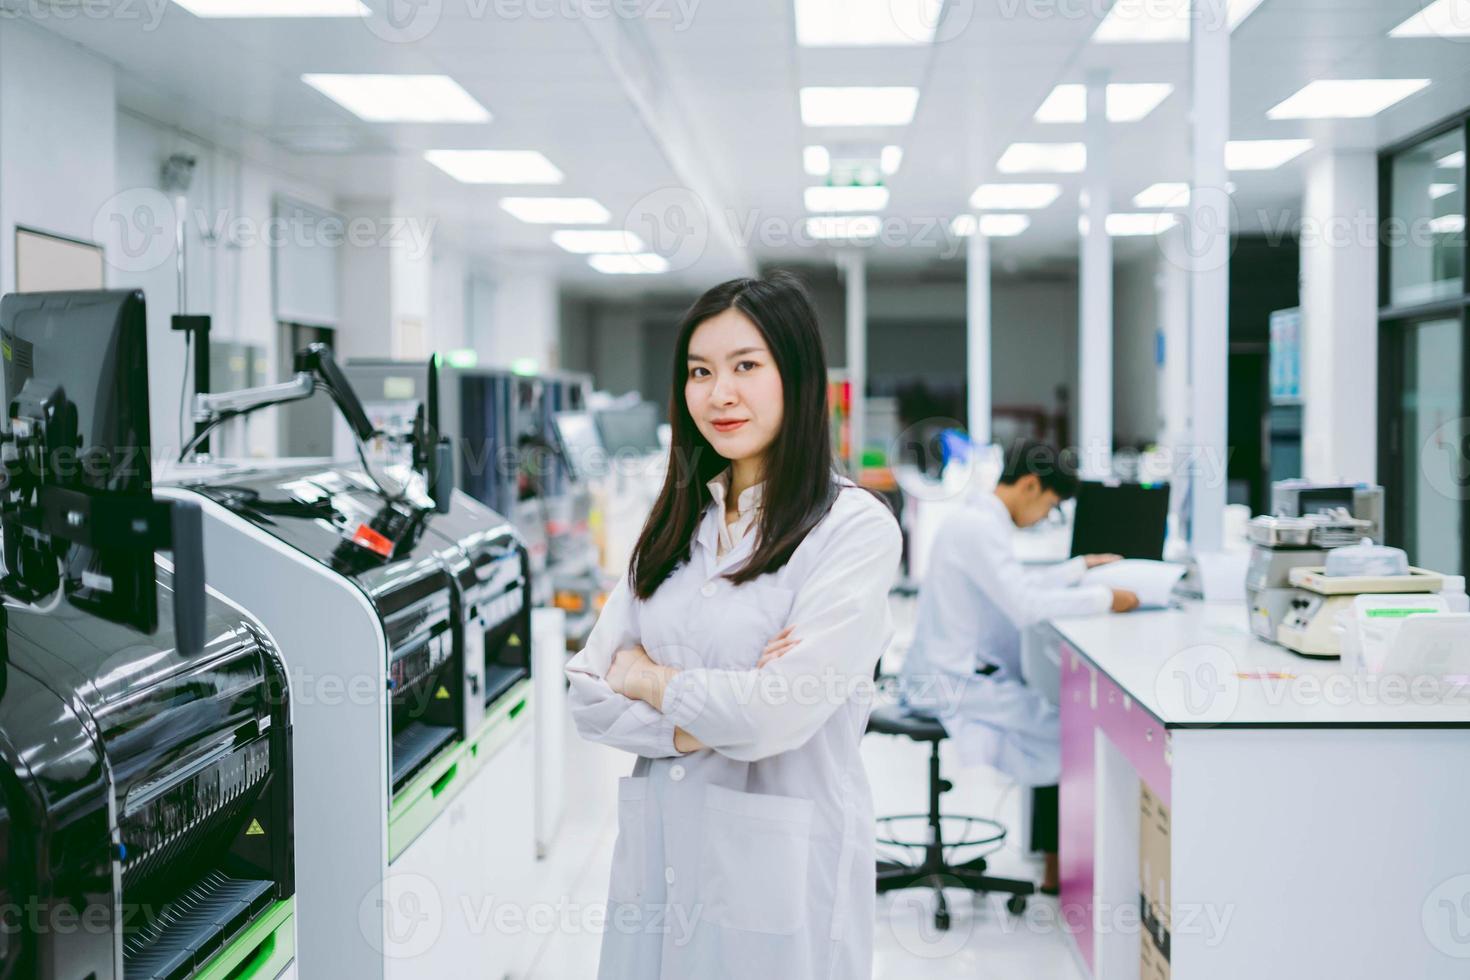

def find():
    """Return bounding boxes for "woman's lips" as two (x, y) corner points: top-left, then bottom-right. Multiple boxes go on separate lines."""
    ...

(712, 419), (747, 432)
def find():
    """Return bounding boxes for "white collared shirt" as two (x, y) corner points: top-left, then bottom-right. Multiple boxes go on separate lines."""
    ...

(705, 467), (763, 557)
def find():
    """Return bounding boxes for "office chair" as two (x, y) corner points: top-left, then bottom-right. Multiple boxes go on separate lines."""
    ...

(867, 670), (1035, 929)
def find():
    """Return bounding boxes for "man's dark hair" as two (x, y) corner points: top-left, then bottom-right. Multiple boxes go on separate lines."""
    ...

(997, 439), (1080, 500)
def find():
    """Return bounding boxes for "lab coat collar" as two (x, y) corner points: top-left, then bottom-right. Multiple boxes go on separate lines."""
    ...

(973, 489), (1017, 532)
(696, 468), (763, 572)
(705, 467), (764, 516)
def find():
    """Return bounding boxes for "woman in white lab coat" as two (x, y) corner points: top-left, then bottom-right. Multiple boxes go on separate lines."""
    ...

(565, 271), (902, 979)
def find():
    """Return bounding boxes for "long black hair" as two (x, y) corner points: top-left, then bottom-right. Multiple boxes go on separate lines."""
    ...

(630, 271), (840, 600)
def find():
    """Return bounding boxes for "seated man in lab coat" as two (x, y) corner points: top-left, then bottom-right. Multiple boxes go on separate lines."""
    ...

(898, 440), (1138, 891)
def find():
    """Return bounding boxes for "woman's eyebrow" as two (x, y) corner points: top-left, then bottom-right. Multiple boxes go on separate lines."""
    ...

(687, 347), (765, 362)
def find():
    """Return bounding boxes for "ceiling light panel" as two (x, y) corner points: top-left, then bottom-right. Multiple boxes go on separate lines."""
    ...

(1034, 83), (1174, 123)
(800, 87), (920, 126)
(1133, 182), (1191, 208)
(175, 0), (367, 14)
(551, 230), (645, 254)
(805, 215), (882, 239)
(1225, 139), (1313, 170)
(424, 150), (562, 184)
(1266, 79), (1431, 119)
(980, 214), (1031, 237)
(969, 183), (1063, 209)
(805, 185), (890, 212)
(302, 74), (490, 123)
(794, 0), (944, 45)
(997, 142), (1086, 173)
(499, 197), (610, 224)
(588, 254), (669, 274)
(1389, 0), (1470, 38)
(1106, 213), (1180, 236)
(804, 146), (831, 176)
(1093, 0), (1265, 43)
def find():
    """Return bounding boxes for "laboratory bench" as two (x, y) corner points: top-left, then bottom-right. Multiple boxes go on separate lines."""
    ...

(1033, 601), (1470, 979)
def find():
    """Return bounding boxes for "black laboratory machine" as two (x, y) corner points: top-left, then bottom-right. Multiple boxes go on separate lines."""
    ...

(350, 360), (600, 642)
(0, 289), (296, 980)
(163, 347), (536, 979)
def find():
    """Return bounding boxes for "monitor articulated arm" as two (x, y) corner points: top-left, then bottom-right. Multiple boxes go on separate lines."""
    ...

(187, 343), (377, 456)
(193, 372), (314, 424)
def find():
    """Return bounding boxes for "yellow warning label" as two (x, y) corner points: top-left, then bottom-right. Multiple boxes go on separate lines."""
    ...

(246, 818), (265, 836)
(435, 685), (451, 700)
(507, 634), (522, 647)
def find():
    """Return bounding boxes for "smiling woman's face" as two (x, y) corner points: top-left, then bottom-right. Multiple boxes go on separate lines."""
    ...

(685, 307), (784, 466)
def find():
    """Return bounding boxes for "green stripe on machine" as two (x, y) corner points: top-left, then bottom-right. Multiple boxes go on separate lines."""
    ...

(388, 678), (534, 861)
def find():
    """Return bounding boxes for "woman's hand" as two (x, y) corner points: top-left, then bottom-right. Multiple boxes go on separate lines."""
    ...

(605, 644), (652, 698)
(607, 644), (678, 710)
(756, 626), (799, 669)
(1084, 553), (1123, 569)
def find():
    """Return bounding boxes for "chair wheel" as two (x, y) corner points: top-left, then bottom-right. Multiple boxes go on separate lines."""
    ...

(1006, 895), (1028, 916)
(934, 908), (950, 930)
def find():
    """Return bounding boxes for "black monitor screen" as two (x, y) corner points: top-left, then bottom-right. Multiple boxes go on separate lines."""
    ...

(595, 403), (660, 455)
(552, 411), (605, 483)
(0, 289), (156, 633)
(1069, 481), (1170, 562)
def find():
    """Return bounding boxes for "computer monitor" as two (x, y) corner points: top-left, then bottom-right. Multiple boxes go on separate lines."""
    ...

(551, 411), (605, 483)
(0, 290), (158, 632)
(1069, 480), (1170, 561)
(595, 403), (661, 455)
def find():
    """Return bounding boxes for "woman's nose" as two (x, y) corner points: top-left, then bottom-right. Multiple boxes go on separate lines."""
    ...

(710, 374), (738, 405)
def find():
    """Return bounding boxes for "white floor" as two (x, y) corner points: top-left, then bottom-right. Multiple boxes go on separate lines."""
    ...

(511, 595), (1086, 979)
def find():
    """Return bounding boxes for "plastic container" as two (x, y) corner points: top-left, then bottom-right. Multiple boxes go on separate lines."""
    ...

(1441, 575), (1469, 613)
(1351, 593), (1447, 672)
(1325, 538), (1409, 578)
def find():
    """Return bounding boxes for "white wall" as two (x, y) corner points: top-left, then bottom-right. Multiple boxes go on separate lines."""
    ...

(0, 21), (115, 295)
(112, 111), (340, 458)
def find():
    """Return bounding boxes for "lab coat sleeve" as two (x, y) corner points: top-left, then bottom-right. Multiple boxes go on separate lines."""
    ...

(965, 516), (1112, 628)
(1024, 556), (1090, 589)
(564, 575), (681, 758)
(660, 496), (903, 763)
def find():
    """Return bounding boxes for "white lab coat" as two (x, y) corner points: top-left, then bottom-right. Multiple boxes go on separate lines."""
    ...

(565, 474), (901, 980)
(898, 491), (1112, 786)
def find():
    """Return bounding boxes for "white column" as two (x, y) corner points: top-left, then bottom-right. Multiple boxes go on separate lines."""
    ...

(484, 263), (560, 372)
(1186, 0), (1231, 552)
(842, 251), (867, 473)
(966, 227), (992, 445)
(1301, 150), (1378, 484)
(1079, 70), (1113, 476)
(336, 198), (395, 360)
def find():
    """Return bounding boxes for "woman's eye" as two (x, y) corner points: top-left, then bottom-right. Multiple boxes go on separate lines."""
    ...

(689, 366), (709, 379)
(736, 360), (758, 372)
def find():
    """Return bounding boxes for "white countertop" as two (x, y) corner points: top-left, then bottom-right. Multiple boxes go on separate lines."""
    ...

(1051, 601), (1470, 729)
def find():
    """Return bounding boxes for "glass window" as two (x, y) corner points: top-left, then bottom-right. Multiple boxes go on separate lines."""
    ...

(1400, 316), (1463, 574)
(1388, 128), (1465, 308)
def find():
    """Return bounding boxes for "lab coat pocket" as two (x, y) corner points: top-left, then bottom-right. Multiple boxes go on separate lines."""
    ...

(609, 776), (648, 904)
(696, 784), (813, 935)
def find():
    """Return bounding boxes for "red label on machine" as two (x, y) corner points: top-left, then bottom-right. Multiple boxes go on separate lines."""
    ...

(351, 523), (393, 557)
